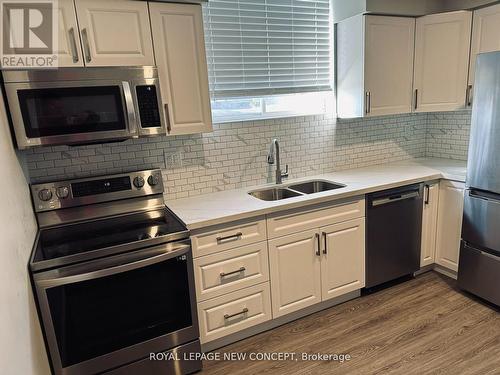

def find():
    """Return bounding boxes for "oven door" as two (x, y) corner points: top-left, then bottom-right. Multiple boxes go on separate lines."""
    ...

(5, 80), (139, 149)
(33, 240), (199, 375)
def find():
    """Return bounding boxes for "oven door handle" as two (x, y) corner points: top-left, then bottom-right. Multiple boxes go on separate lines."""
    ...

(35, 242), (190, 288)
(122, 81), (138, 136)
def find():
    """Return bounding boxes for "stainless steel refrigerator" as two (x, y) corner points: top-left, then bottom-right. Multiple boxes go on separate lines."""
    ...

(458, 51), (500, 306)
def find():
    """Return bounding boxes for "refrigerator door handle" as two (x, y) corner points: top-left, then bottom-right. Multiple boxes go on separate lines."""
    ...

(469, 189), (500, 203)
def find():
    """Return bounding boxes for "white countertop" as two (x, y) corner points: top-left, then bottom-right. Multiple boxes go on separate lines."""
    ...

(166, 158), (467, 231)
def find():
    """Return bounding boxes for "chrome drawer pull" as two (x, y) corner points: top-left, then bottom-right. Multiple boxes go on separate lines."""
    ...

(224, 308), (249, 320)
(322, 232), (327, 255)
(216, 232), (243, 243)
(220, 267), (246, 278)
(81, 28), (92, 63)
(68, 28), (79, 63)
(315, 232), (321, 256)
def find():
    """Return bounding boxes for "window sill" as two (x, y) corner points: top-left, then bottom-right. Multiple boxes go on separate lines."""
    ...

(212, 108), (332, 124)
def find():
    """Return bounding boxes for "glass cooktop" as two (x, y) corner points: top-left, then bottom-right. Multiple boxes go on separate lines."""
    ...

(32, 208), (187, 268)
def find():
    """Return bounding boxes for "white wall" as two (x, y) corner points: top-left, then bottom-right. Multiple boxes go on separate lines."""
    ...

(0, 91), (50, 374)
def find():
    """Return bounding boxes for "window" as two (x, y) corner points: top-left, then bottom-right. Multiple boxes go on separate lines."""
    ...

(203, 0), (333, 122)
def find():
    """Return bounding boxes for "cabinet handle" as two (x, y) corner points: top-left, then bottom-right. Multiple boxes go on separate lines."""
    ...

(81, 28), (92, 63)
(315, 233), (320, 256)
(220, 267), (246, 278)
(224, 308), (249, 320)
(68, 28), (79, 63)
(424, 184), (430, 205)
(466, 85), (473, 107)
(414, 89), (418, 110)
(164, 103), (172, 133)
(322, 232), (327, 255)
(216, 232), (242, 244)
(365, 91), (371, 114)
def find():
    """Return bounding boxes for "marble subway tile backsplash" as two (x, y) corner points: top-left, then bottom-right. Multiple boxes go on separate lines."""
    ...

(425, 110), (471, 161)
(23, 110), (469, 200)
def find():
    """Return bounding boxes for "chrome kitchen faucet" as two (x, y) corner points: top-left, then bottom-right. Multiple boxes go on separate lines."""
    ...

(267, 138), (289, 184)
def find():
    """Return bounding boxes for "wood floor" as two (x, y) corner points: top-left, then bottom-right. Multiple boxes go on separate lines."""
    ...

(200, 272), (500, 375)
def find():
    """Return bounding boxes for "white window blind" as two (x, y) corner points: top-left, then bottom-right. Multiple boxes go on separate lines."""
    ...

(203, 0), (332, 98)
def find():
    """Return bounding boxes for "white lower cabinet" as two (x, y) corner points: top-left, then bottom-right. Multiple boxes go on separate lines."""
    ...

(197, 282), (272, 344)
(420, 182), (440, 267)
(195, 200), (366, 344)
(435, 180), (465, 272)
(268, 230), (322, 318)
(320, 218), (365, 300)
(268, 206), (366, 318)
(193, 241), (269, 302)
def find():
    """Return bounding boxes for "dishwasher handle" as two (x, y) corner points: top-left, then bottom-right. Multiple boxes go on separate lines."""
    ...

(371, 190), (420, 207)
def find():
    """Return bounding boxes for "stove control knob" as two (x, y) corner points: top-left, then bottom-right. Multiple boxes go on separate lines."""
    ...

(56, 186), (69, 199)
(148, 175), (160, 186)
(38, 189), (53, 202)
(133, 176), (145, 189)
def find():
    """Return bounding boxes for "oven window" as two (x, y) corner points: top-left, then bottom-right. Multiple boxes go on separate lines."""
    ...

(46, 255), (193, 367)
(17, 86), (126, 137)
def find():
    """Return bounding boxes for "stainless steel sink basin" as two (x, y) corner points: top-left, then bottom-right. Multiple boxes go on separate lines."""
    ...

(248, 188), (301, 201)
(288, 180), (345, 194)
(248, 180), (346, 201)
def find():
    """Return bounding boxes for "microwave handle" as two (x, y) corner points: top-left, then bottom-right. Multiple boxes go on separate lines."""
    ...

(122, 81), (138, 136)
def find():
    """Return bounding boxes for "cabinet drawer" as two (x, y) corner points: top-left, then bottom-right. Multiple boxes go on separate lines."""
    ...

(267, 198), (365, 239)
(194, 241), (269, 302)
(197, 282), (271, 343)
(191, 216), (267, 258)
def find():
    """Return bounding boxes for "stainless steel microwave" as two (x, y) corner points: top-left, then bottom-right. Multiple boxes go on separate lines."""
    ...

(2, 66), (166, 149)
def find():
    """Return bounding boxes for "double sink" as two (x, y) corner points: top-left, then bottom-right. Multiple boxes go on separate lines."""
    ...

(249, 180), (346, 201)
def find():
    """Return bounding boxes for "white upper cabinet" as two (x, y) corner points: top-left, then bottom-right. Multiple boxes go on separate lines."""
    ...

(413, 11), (472, 113)
(149, 2), (212, 135)
(364, 16), (416, 117)
(468, 3), (500, 105)
(336, 14), (364, 118)
(55, 0), (84, 67)
(337, 15), (415, 118)
(74, 0), (155, 66)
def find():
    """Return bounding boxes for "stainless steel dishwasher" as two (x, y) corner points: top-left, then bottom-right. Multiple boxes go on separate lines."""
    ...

(365, 183), (423, 289)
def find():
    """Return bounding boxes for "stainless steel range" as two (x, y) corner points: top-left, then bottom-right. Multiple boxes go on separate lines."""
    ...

(29, 170), (202, 375)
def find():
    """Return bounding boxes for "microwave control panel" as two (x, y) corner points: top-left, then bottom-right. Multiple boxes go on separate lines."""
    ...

(136, 85), (161, 128)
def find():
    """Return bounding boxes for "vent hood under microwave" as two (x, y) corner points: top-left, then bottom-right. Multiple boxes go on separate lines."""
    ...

(2, 66), (166, 149)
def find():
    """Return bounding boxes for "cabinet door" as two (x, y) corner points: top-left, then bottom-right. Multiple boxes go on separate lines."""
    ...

(413, 11), (472, 112)
(149, 3), (212, 135)
(75, 0), (154, 66)
(421, 182), (440, 267)
(268, 230), (321, 318)
(364, 16), (415, 116)
(55, 0), (84, 67)
(468, 4), (500, 104)
(320, 218), (365, 301)
(435, 180), (465, 272)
